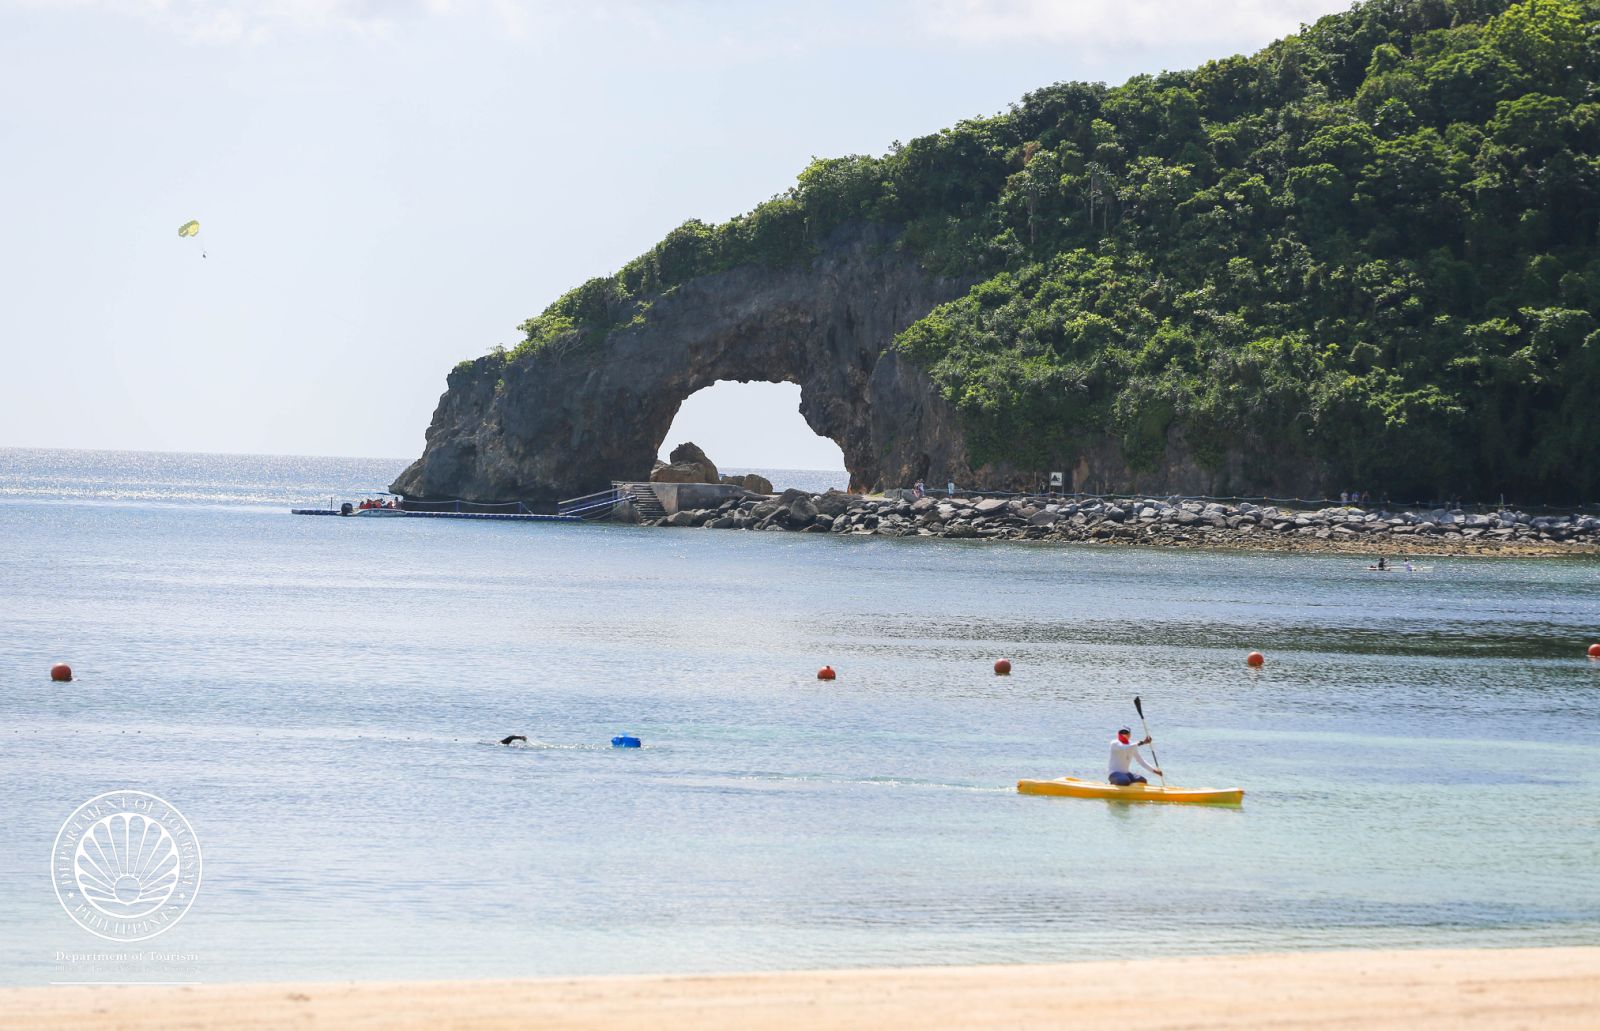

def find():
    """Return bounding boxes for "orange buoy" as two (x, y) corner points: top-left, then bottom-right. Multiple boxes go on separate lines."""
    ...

(994, 658), (1012, 675)
(1246, 651), (1265, 668)
(1589, 643), (1600, 658)
(817, 665), (836, 681)
(50, 662), (73, 682)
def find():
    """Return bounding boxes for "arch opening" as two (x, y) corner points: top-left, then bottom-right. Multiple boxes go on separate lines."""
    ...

(658, 380), (847, 492)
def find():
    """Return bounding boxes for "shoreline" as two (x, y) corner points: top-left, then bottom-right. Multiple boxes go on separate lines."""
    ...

(1014, 530), (1598, 558)
(642, 490), (1600, 558)
(5, 946), (1597, 1029)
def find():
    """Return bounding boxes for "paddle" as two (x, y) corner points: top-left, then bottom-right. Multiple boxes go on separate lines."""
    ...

(1133, 695), (1167, 788)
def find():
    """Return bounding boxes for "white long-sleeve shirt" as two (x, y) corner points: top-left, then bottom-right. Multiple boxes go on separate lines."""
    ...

(1109, 738), (1157, 776)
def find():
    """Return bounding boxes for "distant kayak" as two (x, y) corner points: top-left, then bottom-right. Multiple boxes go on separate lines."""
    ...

(1017, 776), (1243, 805)
(1367, 565), (1433, 572)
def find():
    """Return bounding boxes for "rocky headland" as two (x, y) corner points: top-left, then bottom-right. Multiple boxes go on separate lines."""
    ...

(393, 2), (1600, 510)
(390, 226), (973, 511)
(641, 489), (1600, 557)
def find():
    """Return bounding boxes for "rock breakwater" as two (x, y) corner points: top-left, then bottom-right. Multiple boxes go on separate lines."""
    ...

(639, 491), (1600, 556)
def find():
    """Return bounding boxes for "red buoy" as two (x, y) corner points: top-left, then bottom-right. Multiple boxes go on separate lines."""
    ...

(1588, 643), (1600, 658)
(817, 665), (836, 681)
(1246, 651), (1265, 668)
(50, 662), (73, 682)
(994, 658), (1012, 675)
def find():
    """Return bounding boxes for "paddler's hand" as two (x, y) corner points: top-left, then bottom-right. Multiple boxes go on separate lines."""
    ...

(1139, 736), (1152, 746)
(1152, 769), (1163, 776)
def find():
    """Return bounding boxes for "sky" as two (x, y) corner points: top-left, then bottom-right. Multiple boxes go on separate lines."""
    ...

(0, 0), (1352, 468)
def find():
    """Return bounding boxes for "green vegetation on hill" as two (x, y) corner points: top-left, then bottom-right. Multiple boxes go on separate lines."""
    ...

(504, 0), (1600, 501)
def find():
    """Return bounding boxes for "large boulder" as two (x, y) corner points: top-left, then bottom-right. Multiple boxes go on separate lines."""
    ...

(814, 490), (857, 517)
(719, 472), (774, 494)
(669, 441), (717, 476)
(785, 495), (819, 529)
(651, 441), (719, 484)
(651, 460), (700, 484)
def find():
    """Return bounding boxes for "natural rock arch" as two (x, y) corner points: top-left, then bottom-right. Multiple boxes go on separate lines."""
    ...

(658, 380), (846, 474)
(392, 227), (974, 509)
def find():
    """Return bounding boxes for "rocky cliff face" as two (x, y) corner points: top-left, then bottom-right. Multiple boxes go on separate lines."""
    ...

(392, 226), (975, 508)
(394, 223), (1315, 508)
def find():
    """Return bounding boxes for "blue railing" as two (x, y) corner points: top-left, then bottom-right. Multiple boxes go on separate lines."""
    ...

(557, 487), (624, 518)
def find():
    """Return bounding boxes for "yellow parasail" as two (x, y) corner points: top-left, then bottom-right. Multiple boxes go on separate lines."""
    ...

(178, 220), (200, 238)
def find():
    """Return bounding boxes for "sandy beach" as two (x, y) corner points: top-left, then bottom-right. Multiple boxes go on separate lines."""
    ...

(4, 947), (1596, 1030)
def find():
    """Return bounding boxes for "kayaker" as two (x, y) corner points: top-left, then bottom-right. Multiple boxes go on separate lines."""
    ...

(1376, 556), (1387, 570)
(1109, 727), (1161, 785)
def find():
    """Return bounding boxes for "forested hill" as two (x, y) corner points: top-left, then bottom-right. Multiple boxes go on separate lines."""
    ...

(505, 0), (1600, 502)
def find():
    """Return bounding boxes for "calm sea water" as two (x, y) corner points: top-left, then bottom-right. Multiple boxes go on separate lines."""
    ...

(2, 448), (1598, 986)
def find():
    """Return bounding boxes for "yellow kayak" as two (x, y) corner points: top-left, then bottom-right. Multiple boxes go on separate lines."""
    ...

(1017, 776), (1244, 806)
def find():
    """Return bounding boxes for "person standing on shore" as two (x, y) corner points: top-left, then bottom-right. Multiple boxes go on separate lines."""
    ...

(1109, 727), (1161, 785)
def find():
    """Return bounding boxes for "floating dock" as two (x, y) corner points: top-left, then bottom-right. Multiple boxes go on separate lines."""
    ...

(291, 508), (579, 522)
